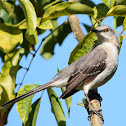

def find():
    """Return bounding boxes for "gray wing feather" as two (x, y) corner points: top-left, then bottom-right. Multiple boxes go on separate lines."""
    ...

(60, 48), (107, 99)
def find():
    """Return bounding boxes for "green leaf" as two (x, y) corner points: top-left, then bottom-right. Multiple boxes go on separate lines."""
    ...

(0, 1), (14, 16)
(115, 0), (126, 5)
(102, 0), (116, 9)
(25, 30), (38, 45)
(113, 17), (124, 30)
(123, 17), (126, 31)
(0, 48), (24, 107)
(61, 88), (72, 116)
(43, 0), (61, 10)
(118, 36), (123, 49)
(68, 32), (98, 64)
(25, 98), (41, 126)
(41, 2), (94, 22)
(17, 84), (40, 125)
(0, 23), (23, 53)
(80, 0), (95, 8)
(38, 19), (53, 29)
(91, 3), (109, 26)
(106, 5), (126, 17)
(19, 18), (53, 30)
(40, 21), (72, 60)
(47, 88), (66, 126)
(14, 5), (25, 23)
(18, 0), (37, 35)
(82, 24), (91, 33)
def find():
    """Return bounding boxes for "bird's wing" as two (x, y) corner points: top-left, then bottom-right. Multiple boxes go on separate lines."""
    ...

(60, 48), (107, 99)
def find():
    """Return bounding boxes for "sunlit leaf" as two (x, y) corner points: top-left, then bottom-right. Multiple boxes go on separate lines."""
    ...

(18, 0), (37, 35)
(61, 88), (72, 116)
(118, 36), (123, 49)
(40, 21), (72, 60)
(25, 30), (38, 45)
(0, 48), (24, 107)
(25, 98), (41, 126)
(91, 3), (109, 26)
(0, 23), (23, 53)
(41, 2), (94, 22)
(106, 5), (126, 17)
(47, 88), (66, 126)
(68, 32), (98, 64)
(38, 19), (53, 29)
(19, 18), (53, 30)
(102, 0), (116, 9)
(123, 17), (126, 31)
(17, 84), (39, 125)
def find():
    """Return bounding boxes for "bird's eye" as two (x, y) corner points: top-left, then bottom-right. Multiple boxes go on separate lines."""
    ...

(105, 28), (109, 32)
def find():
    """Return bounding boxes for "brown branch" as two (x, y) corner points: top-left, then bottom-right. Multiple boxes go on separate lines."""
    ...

(67, 0), (103, 125)
(88, 89), (103, 126)
(67, 15), (85, 42)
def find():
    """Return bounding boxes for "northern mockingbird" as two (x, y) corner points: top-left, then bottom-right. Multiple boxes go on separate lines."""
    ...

(0, 26), (119, 118)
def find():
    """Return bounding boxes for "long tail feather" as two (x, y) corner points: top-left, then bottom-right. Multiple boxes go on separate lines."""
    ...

(0, 82), (51, 109)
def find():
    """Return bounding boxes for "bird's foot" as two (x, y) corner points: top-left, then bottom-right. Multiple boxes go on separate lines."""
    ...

(88, 109), (104, 123)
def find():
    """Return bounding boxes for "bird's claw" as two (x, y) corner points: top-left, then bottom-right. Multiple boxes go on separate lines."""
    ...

(88, 109), (104, 123)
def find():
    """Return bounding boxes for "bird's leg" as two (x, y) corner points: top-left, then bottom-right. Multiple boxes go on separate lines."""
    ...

(85, 94), (104, 122)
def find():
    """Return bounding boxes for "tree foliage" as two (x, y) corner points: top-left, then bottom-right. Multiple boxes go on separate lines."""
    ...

(0, 0), (125, 126)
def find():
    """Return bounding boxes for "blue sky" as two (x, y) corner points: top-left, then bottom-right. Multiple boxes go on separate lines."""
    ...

(5, 0), (126, 126)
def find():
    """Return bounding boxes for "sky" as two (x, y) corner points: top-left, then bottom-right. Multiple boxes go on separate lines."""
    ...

(5, 0), (126, 126)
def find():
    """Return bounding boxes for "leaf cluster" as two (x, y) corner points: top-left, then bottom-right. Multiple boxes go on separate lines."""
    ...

(0, 0), (125, 125)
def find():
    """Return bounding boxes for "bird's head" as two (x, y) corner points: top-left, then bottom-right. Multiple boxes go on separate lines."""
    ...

(91, 25), (119, 47)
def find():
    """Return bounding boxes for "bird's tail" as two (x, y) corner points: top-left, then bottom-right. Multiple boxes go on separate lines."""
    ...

(0, 81), (52, 109)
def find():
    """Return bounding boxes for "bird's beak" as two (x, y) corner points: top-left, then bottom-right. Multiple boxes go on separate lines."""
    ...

(91, 29), (98, 32)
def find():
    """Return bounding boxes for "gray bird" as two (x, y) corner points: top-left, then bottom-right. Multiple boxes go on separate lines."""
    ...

(0, 26), (119, 118)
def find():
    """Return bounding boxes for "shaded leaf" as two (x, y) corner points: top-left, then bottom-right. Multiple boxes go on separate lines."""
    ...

(123, 17), (126, 31)
(0, 23), (23, 53)
(113, 17), (124, 30)
(47, 88), (66, 126)
(0, 48), (24, 108)
(102, 0), (116, 9)
(25, 30), (38, 45)
(17, 84), (40, 125)
(14, 5), (25, 23)
(82, 23), (91, 32)
(43, 0), (62, 10)
(18, 0), (37, 35)
(106, 5), (126, 17)
(0, 1), (13, 16)
(68, 32), (98, 64)
(61, 88), (72, 116)
(80, 0), (95, 8)
(40, 21), (72, 60)
(25, 98), (41, 126)
(115, 0), (126, 5)
(0, 7), (12, 23)
(41, 2), (94, 22)
(91, 3), (109, 27)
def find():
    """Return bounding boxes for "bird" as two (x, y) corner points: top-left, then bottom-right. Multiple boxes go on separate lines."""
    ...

(0, 26), (119, 119)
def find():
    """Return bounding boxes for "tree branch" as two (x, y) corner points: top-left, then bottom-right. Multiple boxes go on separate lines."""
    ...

(67, 15), (85, 42)
(67, 0), (103, 125)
